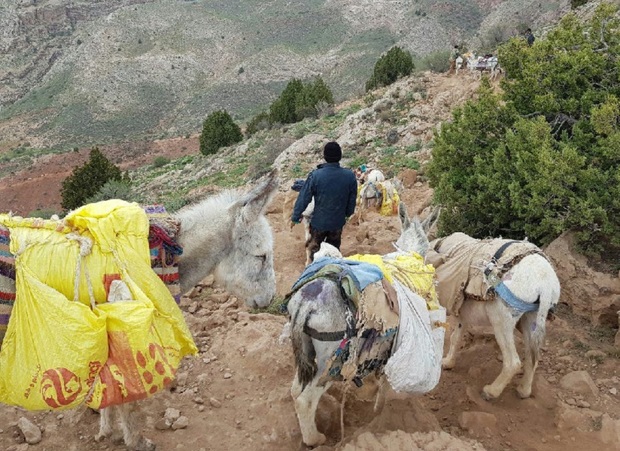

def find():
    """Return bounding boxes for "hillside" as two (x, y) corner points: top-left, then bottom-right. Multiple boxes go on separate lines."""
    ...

(0, 70), (478, 216)
(0, 0), (569, 150)
(0, 75), (619, 448)
(0, 3), (619, 449)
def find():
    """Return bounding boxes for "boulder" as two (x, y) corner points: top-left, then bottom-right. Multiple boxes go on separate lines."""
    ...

(559, 371), (599, 397)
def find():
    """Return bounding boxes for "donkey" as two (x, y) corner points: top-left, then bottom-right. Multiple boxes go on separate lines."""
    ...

(401, 210), (560, 401)
(355, 177), (402, 224)
(96, 171), (279, 450)
(287, 203), (439, 447)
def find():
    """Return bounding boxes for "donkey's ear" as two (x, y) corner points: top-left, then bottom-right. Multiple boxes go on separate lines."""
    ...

(239, 168), (279, 222)
(398, 202), (411, 230)
(420, 206), (441, 234)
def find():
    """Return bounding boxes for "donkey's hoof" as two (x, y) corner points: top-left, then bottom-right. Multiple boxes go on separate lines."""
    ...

(94, 432), (109, 443)
(132, 437), (156, 451)
(441, 358), (455, 370)
(304, 433), (327, 448)
(516, 385), (532, 399)
(481, 385), (499, 401)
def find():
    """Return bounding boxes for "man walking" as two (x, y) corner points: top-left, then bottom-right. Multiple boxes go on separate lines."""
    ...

(525, 28), (535, 46)
(448, 45), (460, 75)
(291, 141), (357, 263)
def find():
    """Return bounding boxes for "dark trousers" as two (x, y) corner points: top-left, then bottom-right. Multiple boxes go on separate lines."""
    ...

(306, 226), (343, 262)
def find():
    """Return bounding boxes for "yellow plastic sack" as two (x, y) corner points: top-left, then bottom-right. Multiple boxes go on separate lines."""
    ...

(0, 200), (197, 411)
(379, 183), (400, 216)
(346, 252), (440, 310)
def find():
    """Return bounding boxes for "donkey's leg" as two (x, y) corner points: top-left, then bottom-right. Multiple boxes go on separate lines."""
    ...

(293, 377), (332, 447)
(482, 301), (520, 401)
(292, 339), (339, 446)
(118, 402), (156, 451)
(516, 311), (538, 398)
(95, 407), (115, 442)
(442, 322), (465, 370)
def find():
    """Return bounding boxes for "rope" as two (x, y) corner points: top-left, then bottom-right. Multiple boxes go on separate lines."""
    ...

(67, 233), (96, 310)
(339, 383), (350, 444)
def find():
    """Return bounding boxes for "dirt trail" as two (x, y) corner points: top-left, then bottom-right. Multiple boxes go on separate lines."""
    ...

(0, 180), (619, 451)
(0, 73), (618, 451)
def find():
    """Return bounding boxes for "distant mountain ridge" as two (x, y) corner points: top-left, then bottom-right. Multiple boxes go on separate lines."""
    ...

(0, 0), (569, 149)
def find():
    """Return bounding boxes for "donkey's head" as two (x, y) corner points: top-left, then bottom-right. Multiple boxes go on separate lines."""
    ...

(214, 171), (279, 308)
(395, 202), (440, 256)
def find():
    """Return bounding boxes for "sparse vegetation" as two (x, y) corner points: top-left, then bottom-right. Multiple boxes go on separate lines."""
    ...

(571, 0), (590, 9)
(86, 179), (138, 204)
(245, 112), (271, 137)
(27, 208), (60, 219)
(152, 156), (170, 168)
(419, 50), (451, 73)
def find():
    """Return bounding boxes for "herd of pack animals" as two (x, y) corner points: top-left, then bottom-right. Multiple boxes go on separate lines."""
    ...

(456, 52), (503, 80)
(2, 165), (561, 450)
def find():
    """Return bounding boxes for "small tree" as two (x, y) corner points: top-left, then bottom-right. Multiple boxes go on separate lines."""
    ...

(366, 46), (414, 91)
(295, 76), (335, 118)
(269, 79), (305, 124)
(269, 77), (335, 124)
(199, 110), (243, 155)
(61, 147), (123, 210)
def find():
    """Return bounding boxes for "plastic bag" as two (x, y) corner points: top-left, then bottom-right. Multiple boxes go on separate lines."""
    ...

(0, 261), (108, 410)
(383, 281), (446, 394)
(0, 200), (197, 410)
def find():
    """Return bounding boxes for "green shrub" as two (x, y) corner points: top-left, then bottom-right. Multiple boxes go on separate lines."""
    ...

(270, 79), (304, 124)
(85, 179), (137, 204)
(27, 208), (60, 219)
(571, 0), (589, 9)
(420, 50), (451, 73)
(269, 77), (335, 125)
(199, 110), (243, 155)
(152, 156), (170, 168)
(366, 46), (414, 92)
(61, 147), (123, 210)
(245, 111), (271, 137)
(428, 4), (620, 254)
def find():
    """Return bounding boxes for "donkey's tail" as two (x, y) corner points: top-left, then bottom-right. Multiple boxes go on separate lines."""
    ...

(526, 281), (560, 366)
(291, 301), (317, 389)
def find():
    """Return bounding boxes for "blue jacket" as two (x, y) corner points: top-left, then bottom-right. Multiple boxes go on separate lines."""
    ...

(292, 162), (357, 232)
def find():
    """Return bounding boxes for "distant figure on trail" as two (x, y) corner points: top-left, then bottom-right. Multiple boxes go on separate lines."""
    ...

(291, 142), (357, 263)
(525, 28), (535, 46)
(448, 45), (460, 75)
(356, 165), (385, 185)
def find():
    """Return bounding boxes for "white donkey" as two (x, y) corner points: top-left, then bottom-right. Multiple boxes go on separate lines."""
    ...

(96, 170), (279, 450)
(286, 203), (439, 447)
(427, 233), (560, 401)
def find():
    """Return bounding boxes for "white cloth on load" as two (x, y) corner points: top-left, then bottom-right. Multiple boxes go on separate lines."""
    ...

(384, 280), (446, 394)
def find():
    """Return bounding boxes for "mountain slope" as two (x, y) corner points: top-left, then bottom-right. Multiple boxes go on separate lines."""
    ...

(0, 0), (569, 149)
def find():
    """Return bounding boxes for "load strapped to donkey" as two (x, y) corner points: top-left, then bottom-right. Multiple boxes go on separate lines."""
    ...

(284, 246), (446, 394)
(0, 200), (197, 411)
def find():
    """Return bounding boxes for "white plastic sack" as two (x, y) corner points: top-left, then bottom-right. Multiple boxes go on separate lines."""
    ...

(384, 281), (446, 393)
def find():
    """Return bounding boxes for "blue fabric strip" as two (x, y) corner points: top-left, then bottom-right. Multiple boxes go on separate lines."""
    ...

(292, 257), (383, 292)
(495, 282), (539, 313)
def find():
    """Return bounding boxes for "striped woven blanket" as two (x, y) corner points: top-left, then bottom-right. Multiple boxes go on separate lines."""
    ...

(0, 225), (14, 345)
(145, 205), (183, 302)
